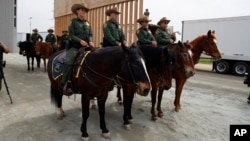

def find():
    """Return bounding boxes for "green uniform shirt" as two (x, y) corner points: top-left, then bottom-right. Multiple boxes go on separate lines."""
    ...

(103, 20), (126, 46)
(68, 18), (93, 48)
(136, 27), (155, 45)
(31, 33), (43, 43)
(45, 33), (56, 44)
(155, 27), (176, 45)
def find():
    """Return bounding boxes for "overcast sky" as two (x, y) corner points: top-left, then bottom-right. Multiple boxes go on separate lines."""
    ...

(17, 0), (250, 35)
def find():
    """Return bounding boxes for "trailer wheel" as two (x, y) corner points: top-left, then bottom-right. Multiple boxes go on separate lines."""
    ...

(215, 60), (230, 74)
(233, 62), (249, 75)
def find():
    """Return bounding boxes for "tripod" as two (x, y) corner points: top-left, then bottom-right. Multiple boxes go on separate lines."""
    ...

(0, 61), (13, 104)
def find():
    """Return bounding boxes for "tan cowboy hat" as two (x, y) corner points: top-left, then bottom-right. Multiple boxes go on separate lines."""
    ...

(62, 30), (68, 33)
(71, 3), (89, 14)
(157, 17), (170, 25)
(137, 16), (152, 23)
(105, 7), (120, 16)
(32, 28), (38, 32)
(47, 29), (54, 32)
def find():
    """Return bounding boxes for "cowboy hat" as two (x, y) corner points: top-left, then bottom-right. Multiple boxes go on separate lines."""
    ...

(62, 30), (68, 33)
(157, 17), (170, 25)
(32, 28), (38, 32)
(105, 7), (120, 16)
(71, 3), (89, 14)
(137, 16), (152, 23)
(47, 29), (54, 32)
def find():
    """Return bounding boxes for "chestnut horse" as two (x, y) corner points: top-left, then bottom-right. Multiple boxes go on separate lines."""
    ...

(116, 41), (195, 121)
(35, 41), (54, 72)
(149, 28), (221, 121)
(18, 41), (40, 71)
(48, 44), (151, 140)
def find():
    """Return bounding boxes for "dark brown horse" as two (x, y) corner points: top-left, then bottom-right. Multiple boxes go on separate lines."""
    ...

(35, 41), (53, 72)
(116, 41), (195, 121)
(48, 44), (151, 140)
(18, 41), (40, 71)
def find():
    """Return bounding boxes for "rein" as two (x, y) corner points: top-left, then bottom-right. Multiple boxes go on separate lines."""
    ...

(82, 59), (114, 87)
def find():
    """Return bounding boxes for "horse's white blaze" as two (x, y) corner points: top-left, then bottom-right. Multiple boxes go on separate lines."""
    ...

(188, 49), (193, 58)
(140, 57), (151, 85)
(213, 39), (218, 44)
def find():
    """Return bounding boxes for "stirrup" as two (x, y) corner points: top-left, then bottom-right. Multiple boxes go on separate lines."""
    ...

(63, 81), (73, 96)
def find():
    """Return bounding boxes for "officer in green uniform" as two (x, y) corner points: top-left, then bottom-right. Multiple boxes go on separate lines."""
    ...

(61, 3), (95, 95)
(0, 41), (10, 91)
(61, 30), (70, 50)
(31, 28), (43, 43)
(136, 16), (157, 47)
(102, 7), (126, 47)
(155, 17), (176, 46)
(45, 29), (57, 52)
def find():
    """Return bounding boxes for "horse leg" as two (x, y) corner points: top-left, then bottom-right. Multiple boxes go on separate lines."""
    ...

(43, 58), (46, 72)
(174, 78), (187, 112)
(97, 91), (110, 138)
(36, 55), (41, 68)
(117, 86), (123, 105)
(50, 85), (64, 120)
(31, 57), (34, 71)
(151, 84), (158, 121)
(81, 95), (90, 140)
(27, 57), (30, 71)
(157, 85), (164, 118)
(122, 86), (134, 129)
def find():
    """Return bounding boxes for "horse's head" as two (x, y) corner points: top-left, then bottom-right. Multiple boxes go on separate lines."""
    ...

(121, 44), (151, 96)
(35, 41), (42, 55)
(202, 30), (221, 60)
(18, 41), (33, 56)
(173, 41), (195, 78)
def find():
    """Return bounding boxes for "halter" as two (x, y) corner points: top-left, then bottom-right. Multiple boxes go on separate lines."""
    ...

(202, 36), (216, 58)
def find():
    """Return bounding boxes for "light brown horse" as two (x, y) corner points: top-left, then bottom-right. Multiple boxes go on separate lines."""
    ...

(149, 29), (221, 121)
(35, 41), (54, 72)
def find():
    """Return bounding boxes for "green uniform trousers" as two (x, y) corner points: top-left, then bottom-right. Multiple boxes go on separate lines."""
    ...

(61, 47), (79, 84)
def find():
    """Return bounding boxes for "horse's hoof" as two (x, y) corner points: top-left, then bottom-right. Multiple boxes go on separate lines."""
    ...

(81, 136), (89, 141)
(102, 132), (110, 138)
(124, 124), (131, 130)
(128, 119), (134, 124)
(158, 112), (164, 118)
(151, 116), (157, 121)
(118, 100), (123, 105)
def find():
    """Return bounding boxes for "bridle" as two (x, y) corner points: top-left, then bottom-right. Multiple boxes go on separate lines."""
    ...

(202, 36), (216, 58)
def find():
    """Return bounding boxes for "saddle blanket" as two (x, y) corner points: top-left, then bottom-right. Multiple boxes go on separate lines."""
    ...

(51, 51), (91, 80)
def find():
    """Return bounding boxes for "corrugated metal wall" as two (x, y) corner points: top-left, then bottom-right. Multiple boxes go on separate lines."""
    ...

(54, 0), (143, 46)
(0, 0), (17, 53)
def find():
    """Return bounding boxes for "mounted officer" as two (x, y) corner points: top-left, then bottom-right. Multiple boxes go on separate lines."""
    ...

(31, 28), (43, 44)
(61, 30), (70, 50)
(102, 7), (126, 47)
(45, 29), (57, 52)
(61, 3), (95, 95)
(155, 17), (176, 46)
(136, 16), (157, 47)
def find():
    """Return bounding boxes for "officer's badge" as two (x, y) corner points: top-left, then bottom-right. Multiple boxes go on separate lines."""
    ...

(86, 22), (90, 27)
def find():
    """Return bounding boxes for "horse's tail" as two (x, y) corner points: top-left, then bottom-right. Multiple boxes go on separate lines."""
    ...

(50, 85), (62, 107)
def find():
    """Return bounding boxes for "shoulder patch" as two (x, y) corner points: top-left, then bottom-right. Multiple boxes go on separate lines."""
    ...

(155, 29), (159, 35)
(85, 21), (90, 26)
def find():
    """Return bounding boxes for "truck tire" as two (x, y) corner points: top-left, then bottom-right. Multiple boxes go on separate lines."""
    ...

(233, 62), (249, 75)
(215, 60), (230, 74)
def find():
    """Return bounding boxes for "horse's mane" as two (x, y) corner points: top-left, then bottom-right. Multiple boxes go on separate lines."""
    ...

(140, 45), (163, 70)
(19, 41), (34, 50)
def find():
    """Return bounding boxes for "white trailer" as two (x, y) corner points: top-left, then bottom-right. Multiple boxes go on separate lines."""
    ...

(182, 16), (250, 75)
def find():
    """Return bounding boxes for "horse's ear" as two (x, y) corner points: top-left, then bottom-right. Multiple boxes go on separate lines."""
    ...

(178, 40), (182, 46)
(212, 30), (215, 34)
(185, 40), (189, 44)
(207, 30), (212, 36)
